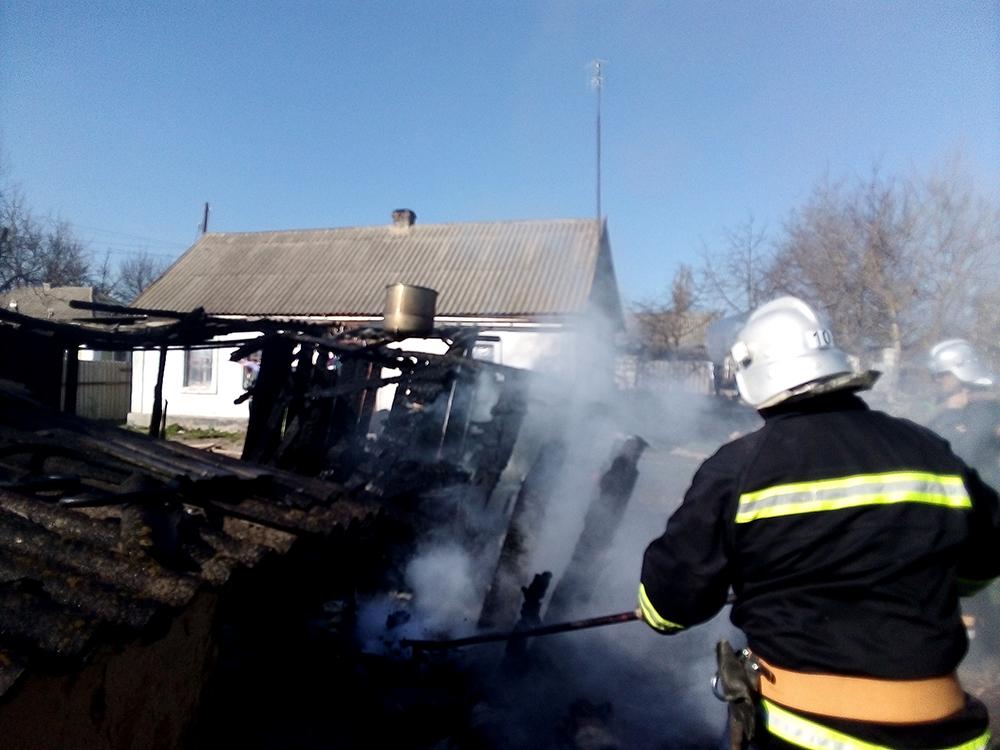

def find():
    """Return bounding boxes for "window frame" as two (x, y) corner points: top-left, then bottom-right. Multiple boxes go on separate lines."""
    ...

(182, 347), (217, 393)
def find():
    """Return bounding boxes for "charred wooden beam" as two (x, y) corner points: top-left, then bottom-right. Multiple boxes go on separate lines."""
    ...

(545, 436), (648, 622)
(477, 441), (566, 631)
(69, 299), (196, 320)
(243, 338), (295, 463)
(148, 345), (168, 439)
(503, 571), (552, 669)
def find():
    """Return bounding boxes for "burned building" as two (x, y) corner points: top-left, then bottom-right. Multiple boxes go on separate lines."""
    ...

(126, 214), (624, 433)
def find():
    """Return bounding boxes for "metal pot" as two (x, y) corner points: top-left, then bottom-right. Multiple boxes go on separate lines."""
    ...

(382, 283), (438, 336)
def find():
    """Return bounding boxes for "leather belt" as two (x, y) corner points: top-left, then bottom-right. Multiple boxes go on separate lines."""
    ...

(756, 657), (966, 723)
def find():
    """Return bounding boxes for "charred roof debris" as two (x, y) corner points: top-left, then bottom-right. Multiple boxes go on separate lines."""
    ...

(0, 303), (391, 746)
(0, 296), (672, 749)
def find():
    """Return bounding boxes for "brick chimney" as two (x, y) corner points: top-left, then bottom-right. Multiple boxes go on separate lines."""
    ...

(391, 209), (416, 228)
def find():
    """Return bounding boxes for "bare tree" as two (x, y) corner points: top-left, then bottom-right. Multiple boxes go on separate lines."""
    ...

(0, 182), (90, 293)
(632, 264), (710, 357)
(765, 159), (1000, 378)
(91, 249), (117, 298)
(40, 220), (90, 287)
(697, 215), (773, 315)
(906, 156), (1000, 356)
(768, 170), (918, 360)
(114, 251), (169, 303)
(628, 157), (1000, 403)
(0, 183), (43, 292)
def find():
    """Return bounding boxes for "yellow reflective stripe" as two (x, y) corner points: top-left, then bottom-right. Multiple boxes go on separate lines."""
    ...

(637, 584), (685, 633)
(737, 472), (970, 523)
(763, 699), (991, 750)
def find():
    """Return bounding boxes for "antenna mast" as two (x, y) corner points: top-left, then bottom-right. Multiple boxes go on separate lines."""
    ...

(590, 60), (604, 220)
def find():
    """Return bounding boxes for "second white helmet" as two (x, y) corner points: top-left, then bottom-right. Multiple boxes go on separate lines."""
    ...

(928, 339), (995, 386)
(730, 296), (854, 408)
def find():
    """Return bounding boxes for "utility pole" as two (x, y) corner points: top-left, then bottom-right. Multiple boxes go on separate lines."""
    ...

(590, 60), (605, 220)
(201, 202), (210, 234)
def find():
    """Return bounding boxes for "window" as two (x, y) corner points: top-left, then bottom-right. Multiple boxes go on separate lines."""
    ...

(96, 350), (130, 362)
(183, 348), (214, 390)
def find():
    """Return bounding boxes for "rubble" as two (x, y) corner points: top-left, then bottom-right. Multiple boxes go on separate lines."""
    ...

(0, 381), (387, 746)
(0, 300), (692, 749)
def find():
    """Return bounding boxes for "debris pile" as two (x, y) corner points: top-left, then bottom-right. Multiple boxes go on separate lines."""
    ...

(0, 374), (384, 747)
(0, 300), (731, 749)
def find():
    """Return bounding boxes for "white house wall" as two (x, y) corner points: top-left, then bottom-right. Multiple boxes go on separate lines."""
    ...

(129, 327), (579, 430)
(128, 333), (253, 430)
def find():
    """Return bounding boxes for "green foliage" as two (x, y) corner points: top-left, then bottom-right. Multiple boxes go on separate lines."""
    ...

(162, 424), (245, 441)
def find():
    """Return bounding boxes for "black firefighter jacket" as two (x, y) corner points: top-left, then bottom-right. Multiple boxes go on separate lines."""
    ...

(639, 392), (1000, 679)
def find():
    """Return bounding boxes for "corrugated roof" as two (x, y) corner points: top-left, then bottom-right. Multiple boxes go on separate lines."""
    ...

(134, 218), (620, 319)
(0, 286), (117, 321)
(0, 386), (383, 696)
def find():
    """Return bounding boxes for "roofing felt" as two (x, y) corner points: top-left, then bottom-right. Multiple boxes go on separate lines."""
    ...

(0, 387), (383, 697)
(133, 218), (619, 319)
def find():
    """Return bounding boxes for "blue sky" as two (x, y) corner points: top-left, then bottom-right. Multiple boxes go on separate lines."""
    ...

(2, 1), (998, 305)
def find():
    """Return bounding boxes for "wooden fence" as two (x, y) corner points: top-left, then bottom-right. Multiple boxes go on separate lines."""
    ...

(615, 356), (714, 394)
(65, 360), (132, 422)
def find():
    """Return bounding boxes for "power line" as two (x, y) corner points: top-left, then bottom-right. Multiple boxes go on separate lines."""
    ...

(88, 246), (178, 259)
(72, 224), (189, 250)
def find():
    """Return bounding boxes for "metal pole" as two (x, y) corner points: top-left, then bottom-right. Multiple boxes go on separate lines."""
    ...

(63, 345), (79, 415)
(436, 377), (458, 461)
(402, 609), (639, 652)
(595, 61), (602, 220)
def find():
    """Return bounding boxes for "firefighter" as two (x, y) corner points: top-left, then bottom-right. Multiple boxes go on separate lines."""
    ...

(638, 297), (1000, 750)
(925, 339), (1000, 709)
(926, 339), (1000, 490)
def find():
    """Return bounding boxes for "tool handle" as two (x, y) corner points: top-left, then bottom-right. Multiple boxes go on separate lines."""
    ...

(401, 609), (640, 652)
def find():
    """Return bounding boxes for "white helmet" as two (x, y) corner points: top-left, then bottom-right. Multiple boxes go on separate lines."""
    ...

(928, 339), (995, 386)
(730, 297), (859, 408)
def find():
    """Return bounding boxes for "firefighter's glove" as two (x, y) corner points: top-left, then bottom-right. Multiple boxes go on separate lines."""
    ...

(713, 640), (758, 750)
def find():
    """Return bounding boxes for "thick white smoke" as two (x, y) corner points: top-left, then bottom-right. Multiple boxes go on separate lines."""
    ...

(406, 545), (482, 636)
(358, 307), (759, 748)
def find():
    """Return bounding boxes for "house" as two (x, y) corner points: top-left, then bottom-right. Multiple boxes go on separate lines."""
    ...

(128, 212), (624, 430)
(0, 284), (133, 419)
(0, 284), (125, 361)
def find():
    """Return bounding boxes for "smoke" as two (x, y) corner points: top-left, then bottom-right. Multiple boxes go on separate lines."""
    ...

(353, 545), (486, 655)
(354, 307), (760, 748)
(406, 545), (481, 636)
(355, 291), (1000, 747)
